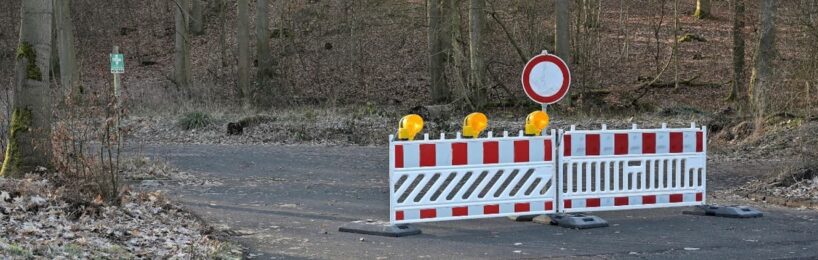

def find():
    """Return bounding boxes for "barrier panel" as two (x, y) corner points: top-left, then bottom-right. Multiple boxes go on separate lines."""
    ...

(389, 131), (558, 225)
(558, 124), (707, 213)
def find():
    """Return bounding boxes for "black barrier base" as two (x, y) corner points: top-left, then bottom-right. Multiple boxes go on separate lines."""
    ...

(507, 215), (540, 222)
(339, 220), (421, 237)
(683, 205), (763, 218)
(535, 213), (609, 229)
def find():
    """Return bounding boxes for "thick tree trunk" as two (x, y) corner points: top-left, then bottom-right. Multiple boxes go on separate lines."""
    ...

(219, 0), (227, 67)
(2, 0), (54, 177)
(190, 0), (204, 35)
(174, 0), (191, 90)
(256, 0), (274, 96)
(750, 0), (776, 133)
(555, 0), (570, 61)
(468, 0), (486, 109)
(730, 0), (747, 114)
(238, 0), (250, 108)
(428, 0), (449, 104)
(56, 0), (78, 95)
(694, 0), (711, 19)
(449, 0), (469, 104)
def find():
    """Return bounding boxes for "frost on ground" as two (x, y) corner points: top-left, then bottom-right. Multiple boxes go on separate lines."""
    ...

(0, 175), (242, 259)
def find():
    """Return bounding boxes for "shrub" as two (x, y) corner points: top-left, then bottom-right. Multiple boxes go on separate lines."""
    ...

(178, 111), (212, 130)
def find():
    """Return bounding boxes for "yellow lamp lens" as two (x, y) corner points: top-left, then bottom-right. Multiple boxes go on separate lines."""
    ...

(525, 111), (550, 135)
(462, 112), (488, 138)
(398, 114), (424, 140)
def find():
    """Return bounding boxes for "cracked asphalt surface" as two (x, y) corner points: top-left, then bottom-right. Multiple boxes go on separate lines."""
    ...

(134, 144), (818, 259)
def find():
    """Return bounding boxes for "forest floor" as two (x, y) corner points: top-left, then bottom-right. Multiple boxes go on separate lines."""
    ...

(0, 159), (244, 259)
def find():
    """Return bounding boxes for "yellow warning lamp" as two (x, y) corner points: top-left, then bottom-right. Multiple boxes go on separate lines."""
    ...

(398, 114), (424, 140)
(524, 111), (550, 136)
(462, 112), (488, 138)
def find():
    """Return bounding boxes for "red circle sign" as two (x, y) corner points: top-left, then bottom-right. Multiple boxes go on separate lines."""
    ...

(521, 54), (571, 104)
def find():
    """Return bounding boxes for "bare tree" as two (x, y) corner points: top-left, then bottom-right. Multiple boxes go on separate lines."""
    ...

(693, 0), (710, 19)
(2, 0), (54, 177)
(257, 0), (274, 90)
(55, 0), (78, 94)
(555, 0), (570, 61)
(428, 0), (450, 104)
(190, 0), (204, 35)
(219, 0), (227, 67)
(728, 0), (748, 114)
(174, 0), (191, 90)
(238, 0), (250, 107)
(469, 0), (486, 109)
(750, 0), (777, 133)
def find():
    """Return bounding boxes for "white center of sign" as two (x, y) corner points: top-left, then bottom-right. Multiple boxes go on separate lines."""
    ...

(529, 62), (564, 97)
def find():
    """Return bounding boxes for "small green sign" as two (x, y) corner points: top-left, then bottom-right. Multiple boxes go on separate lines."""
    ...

(110, 53), (124, 74)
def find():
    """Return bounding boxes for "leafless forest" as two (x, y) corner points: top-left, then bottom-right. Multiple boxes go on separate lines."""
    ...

(1, 0), (817, 257)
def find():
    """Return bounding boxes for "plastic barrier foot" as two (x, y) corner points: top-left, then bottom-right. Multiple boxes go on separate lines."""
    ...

(338, 220), (421, 237)
(537, 213), (609, 229)
(507, 215), (540, 222)
(683, 205), (763, 218)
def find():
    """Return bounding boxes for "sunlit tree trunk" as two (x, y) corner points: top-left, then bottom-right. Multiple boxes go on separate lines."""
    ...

(2, 0), (54, 177)
(468, 0), (486, 109)
(694, 0), (711, 19)
(750, 0), (776, 133)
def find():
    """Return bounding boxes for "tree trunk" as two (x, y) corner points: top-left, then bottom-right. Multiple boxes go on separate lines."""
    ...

(428, 0), (450, 104)
(174, 0), (191, 90)
(468, 0), (486, 110)
(449, 0), (469, 105)
(219, 0), (227, 67)
(555, 0), (570, 61)
(56, 0), (78, 95)
(729, 0), (747, 114)
(750, 0), (776, 134)
(190, 0), (204, 35)
(238, 0), (250, 108)
(555, 0), (570, 106)
(673, 0), (679, 89)
(256, 0), (274, 100)
(2, 0), (54, 177)
(694, 0), (710, 19)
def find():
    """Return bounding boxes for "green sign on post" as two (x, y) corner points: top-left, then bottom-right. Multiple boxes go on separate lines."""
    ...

(110, 53), (124, 74)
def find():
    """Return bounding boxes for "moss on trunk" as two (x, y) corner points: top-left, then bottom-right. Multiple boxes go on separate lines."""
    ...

(1, 108), (33, 178)
(16, 42), (42, 81)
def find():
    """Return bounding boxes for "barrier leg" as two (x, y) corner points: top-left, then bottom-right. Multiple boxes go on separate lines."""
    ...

(683, 205), (763, 218)
(338, 220), (422, 237)
(533, 213), (609, 229)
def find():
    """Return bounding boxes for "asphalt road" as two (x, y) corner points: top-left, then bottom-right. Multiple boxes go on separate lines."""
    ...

(135, 144), (818, 259)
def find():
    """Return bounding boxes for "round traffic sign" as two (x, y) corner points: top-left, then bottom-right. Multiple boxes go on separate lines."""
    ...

(521, 53), (571, 104)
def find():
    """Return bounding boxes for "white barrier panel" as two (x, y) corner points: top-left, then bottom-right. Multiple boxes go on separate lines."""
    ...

(558, 124), (707, 213)
(389, 131), (558, 225)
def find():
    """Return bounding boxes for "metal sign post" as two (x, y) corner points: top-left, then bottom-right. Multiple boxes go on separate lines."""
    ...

(111, 46), (124, 144)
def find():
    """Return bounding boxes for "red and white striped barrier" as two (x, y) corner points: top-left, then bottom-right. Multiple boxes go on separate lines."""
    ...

(558, 124), (707, 213)
(389, 131), (558, 224)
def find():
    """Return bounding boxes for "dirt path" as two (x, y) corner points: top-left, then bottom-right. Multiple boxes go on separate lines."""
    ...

(131, 144), (818, 259)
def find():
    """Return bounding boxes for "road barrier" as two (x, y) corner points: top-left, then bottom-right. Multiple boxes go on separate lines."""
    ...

(387, 123), (708, 226)
(336, 115), (757, 237)
(558, 124), (707, 213)
(389, 131), (558, 224)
